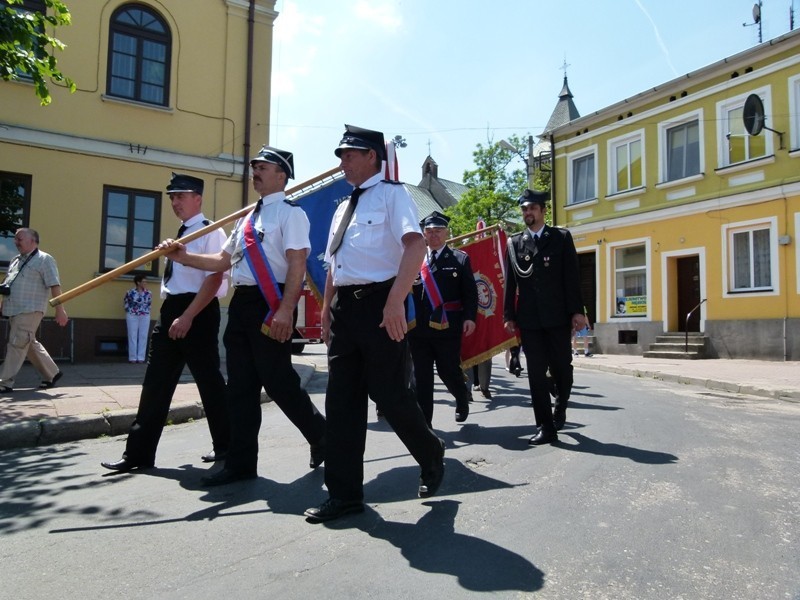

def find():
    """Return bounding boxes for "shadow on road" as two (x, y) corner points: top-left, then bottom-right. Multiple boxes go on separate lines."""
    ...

(559, 431), (679, 464)
(320, 499), (544, 593)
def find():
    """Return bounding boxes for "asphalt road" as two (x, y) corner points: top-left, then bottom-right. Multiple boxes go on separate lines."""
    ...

(1, 353), (798, 600)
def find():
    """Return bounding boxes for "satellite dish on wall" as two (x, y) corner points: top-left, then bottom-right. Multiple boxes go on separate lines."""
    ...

(743, 93), (765, 136)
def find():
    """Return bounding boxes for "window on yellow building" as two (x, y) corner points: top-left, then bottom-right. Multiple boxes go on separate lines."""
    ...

(0, 172), (32, 267)
(568, 147), (597, 204)
(107, 5), (171, 106)
(101, 186), (161, 276)
(730, 226), (772, 291)
(666, 120), (700, 181)
(613, 244), (647, 316)
(717, 90), (771, 167)
(608, 132), (644, 194)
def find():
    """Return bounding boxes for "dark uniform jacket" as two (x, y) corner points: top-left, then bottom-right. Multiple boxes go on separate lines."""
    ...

(410, 245), (478, 339)
(503, 225), (583, 330)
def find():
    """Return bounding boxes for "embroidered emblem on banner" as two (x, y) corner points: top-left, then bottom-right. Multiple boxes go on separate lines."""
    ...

(474, 271), (497, 318)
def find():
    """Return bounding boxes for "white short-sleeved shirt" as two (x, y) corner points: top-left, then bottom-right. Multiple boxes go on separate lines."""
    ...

(161, 213), (228, 299)
(325, 173), (421, 286)
(224, 191), (311, 286)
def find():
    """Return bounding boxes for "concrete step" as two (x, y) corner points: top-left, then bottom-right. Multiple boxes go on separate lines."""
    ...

(642, 350), (706, 359)
(649, 342), (706, 352)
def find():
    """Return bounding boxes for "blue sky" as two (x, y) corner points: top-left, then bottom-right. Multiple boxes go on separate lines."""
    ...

(269, 0), (794, 186)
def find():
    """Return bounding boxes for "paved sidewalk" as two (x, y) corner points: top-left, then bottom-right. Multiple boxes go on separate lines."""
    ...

(0, 356), (317, 450)
(0, 348), (797, 451)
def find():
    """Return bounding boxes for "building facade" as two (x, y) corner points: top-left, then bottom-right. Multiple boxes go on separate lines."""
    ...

(547, 30), (800, 360)
(1, 0), (277, 361)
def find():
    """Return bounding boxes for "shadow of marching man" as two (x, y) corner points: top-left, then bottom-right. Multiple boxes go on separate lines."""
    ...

(353, 499), (544, 593)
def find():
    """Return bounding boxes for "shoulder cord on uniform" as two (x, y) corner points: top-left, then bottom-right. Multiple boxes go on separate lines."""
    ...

(506, 236), (533, 279)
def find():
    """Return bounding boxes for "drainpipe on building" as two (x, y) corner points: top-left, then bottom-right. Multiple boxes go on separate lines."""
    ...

(241, 0), (256, 208)
(549, 133), (557, 227)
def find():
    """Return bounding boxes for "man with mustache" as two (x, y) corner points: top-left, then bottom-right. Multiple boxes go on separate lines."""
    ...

(503, 189), (586, 446)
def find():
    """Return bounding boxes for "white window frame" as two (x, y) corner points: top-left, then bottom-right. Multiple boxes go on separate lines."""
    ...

(606, 238), (651, 320)
(721, 217), (779, 297)
(566, 144), (597, 205)
(716, 87), (773, 168)
(607, 129), (645, 196)
(658, 109), (704, 184)
(789, 74), (800, 151)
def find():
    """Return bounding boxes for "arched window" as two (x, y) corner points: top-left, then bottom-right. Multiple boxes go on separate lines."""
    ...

(107, 4), (171, 106)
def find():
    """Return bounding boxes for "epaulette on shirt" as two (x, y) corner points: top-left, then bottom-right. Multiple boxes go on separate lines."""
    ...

(283, 199), (299, 207)
(381, 179), (404, 185)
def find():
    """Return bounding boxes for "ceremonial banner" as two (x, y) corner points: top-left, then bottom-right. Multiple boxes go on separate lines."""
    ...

(292, 174), (354, 301)
(383, 142), (399, 181)
(455, 227), (517, 369)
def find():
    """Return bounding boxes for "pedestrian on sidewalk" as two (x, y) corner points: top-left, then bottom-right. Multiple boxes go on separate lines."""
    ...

(0, 228), (68, 392)
(304, 125), (445, 524)
(572, 309), (592, 357)
(123, 274), (151, 363)
(101, 173), (230, 473)
(504, 189), (586, 446)
(159, 147), (326, 486)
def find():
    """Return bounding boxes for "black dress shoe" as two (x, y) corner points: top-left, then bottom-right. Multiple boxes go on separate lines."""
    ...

(419, 437), (445, 498)
(201, 449), (227, 463)
(101, 457), (154, 472)
(480, 387), (492, 399)
(304, 498), (365, 523)
(40, 371), (63, 389)
(528, 430), (558, 446)
(201, 468), (257, 486)
(309, 436), (325, 469)
(455, 401), (469, 423)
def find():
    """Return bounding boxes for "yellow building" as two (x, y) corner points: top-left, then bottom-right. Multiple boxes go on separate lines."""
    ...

(1, 0), (278, 361)
(547, 29), (800, 360)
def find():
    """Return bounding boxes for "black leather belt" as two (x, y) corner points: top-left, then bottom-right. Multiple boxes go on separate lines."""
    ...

(340, 278), (395, 300)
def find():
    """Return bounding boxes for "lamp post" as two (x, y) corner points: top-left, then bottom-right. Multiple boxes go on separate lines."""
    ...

(498, 138), (532, 186)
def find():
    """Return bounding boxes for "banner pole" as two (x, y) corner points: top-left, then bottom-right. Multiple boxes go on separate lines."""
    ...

(49, 167), (342, 307)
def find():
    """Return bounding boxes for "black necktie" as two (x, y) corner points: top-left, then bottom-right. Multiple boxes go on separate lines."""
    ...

(164, 223), (187, 283)
(329, 188), (363, 255)
(430, 250), (437, 264)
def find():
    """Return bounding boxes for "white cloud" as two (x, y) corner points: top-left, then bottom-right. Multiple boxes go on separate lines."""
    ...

(274, 1), (325, 43)
(272, 2), (322, 99)
(354, 0), (403, 32)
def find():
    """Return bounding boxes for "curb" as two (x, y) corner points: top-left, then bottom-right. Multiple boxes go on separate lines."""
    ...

(576, 362), (800, 403)
(0, 358), (316, 451)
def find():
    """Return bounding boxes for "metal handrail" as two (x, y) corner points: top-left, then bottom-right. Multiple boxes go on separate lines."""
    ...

(685, 298), (707, 352)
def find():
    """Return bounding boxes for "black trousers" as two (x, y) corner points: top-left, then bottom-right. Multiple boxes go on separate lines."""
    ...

(125, 294), (228, 464)
(325, 284), (441, 502)
(519, 325), (573, 433)
(409, 334), (470, 425)
(223, 287), (325, 474)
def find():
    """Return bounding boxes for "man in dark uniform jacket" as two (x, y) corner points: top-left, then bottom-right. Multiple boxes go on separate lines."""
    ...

(409, 211), (478, 425)
(503, 189), (586, 445)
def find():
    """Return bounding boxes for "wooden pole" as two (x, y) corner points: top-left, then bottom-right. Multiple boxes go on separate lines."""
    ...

(447, 223), (500, 247)
(49, 167), (341, 307)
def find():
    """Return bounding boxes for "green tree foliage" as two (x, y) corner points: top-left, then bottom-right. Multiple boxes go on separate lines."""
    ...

(0, 0), (75, 105)
(445, 134), (530, 237)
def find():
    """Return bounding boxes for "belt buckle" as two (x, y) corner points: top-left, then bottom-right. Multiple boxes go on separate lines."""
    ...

(353, 287), (365, 300)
